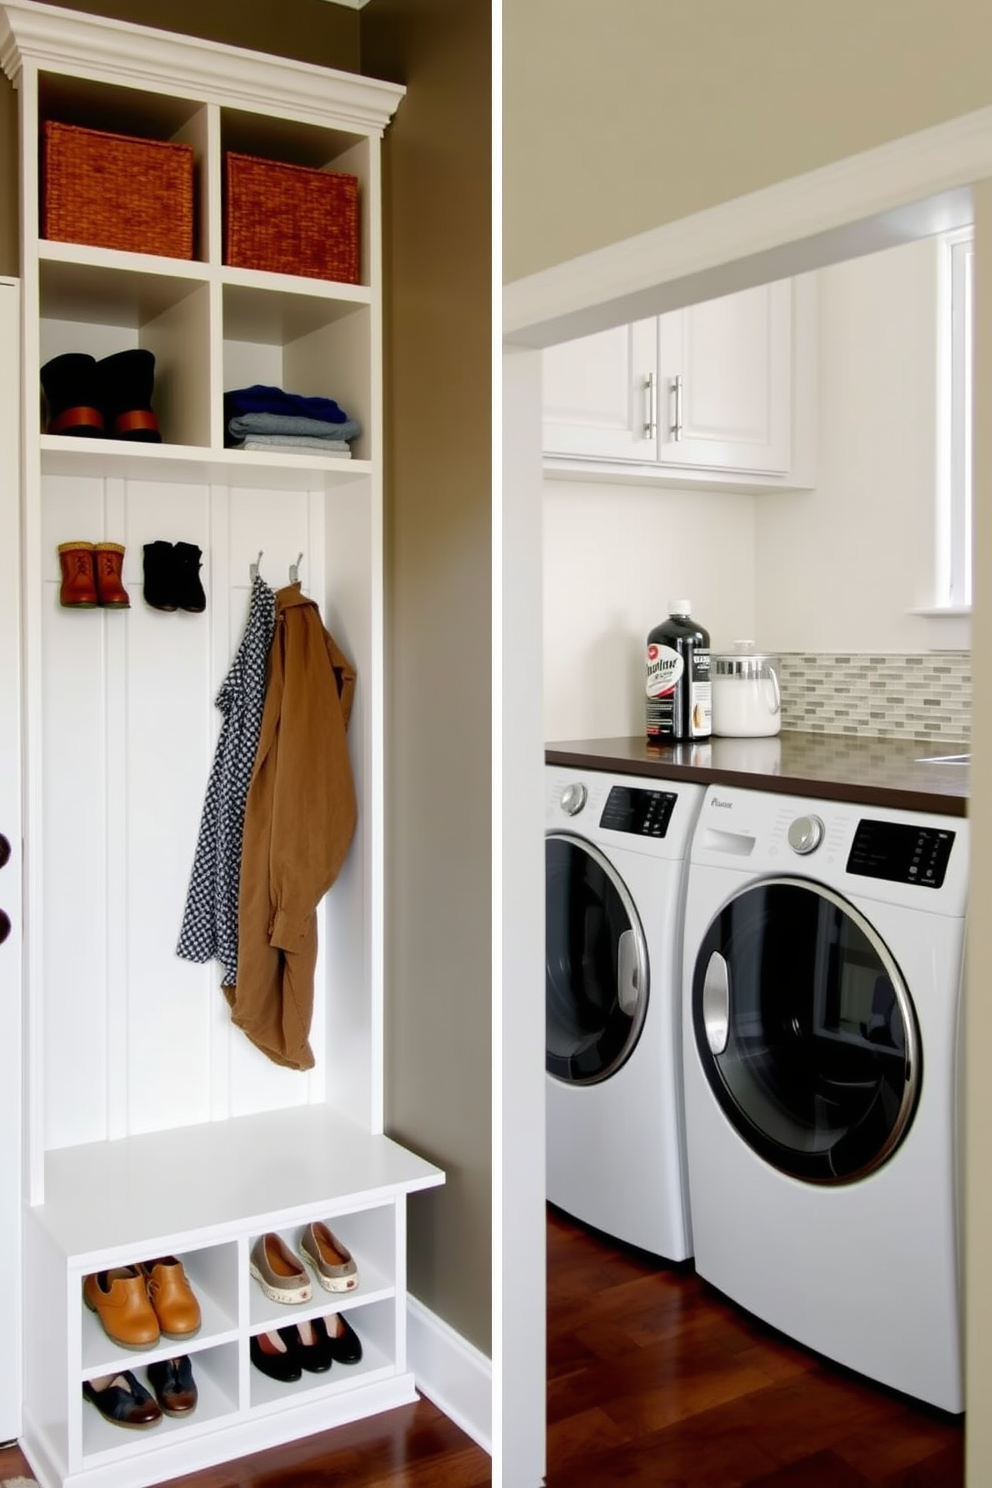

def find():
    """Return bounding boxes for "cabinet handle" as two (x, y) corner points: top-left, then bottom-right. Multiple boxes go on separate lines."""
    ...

(670, 374), (684, 442)
(643, 372), (657, 440)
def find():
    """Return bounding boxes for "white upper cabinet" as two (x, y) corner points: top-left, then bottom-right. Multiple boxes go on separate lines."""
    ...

(542, 278), (816, 490)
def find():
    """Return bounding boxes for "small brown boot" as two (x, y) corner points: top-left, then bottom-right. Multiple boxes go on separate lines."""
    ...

(57, 540), (97, 607)
(94, 542), (130, 609)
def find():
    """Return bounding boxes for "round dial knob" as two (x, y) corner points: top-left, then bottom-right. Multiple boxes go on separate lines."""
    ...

(787, 814), (825, 855)
(559, 783), (587, 817)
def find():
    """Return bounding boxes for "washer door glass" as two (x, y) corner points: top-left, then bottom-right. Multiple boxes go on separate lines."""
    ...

(693, 877), (920, 1183)
(546, 832), (649, 1084)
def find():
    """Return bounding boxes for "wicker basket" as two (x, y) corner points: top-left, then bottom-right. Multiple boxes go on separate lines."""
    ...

(42, 120), (194, 260)
(224, 151), (359, 284)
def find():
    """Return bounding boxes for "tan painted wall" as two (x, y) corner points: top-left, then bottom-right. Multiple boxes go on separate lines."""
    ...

(504, 2), (992, 1479)
(503, 0), (992, 283)
(362, 0), (492, 1355)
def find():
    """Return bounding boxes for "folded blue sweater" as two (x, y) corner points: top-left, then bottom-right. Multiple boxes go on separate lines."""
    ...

(224, 384), (351, 424)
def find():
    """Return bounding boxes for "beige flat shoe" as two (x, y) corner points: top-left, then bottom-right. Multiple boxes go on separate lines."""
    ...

(249, 1232), (313, 1305)
(298, 1222), (359, 1293)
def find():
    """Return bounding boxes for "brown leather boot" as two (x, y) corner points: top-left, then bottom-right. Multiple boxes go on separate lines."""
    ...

(94, 542), (130, 608)
(57, 540), (97, 607)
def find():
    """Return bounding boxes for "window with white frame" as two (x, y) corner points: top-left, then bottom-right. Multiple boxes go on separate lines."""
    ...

(942, 229), (973, 609)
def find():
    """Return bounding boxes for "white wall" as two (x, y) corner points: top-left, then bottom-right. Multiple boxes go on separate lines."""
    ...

(542, 237), (948, 743)
(542, 481), (755, 739)
(756, 237), (941, 651)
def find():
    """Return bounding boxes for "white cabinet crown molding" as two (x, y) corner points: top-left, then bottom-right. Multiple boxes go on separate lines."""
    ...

(0, 0), (405, 132)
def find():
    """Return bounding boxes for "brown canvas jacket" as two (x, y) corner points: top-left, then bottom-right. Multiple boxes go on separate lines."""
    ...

(226, 582), (357, 1070)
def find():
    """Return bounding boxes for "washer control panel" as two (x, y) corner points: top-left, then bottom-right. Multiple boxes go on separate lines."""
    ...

(600, 785), (677, 838)
(847, 818), (957, 889)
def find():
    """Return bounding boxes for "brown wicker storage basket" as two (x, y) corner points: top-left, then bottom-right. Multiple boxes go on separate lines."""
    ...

(43, 120), (194, 260)
(224, 151), (359, 284)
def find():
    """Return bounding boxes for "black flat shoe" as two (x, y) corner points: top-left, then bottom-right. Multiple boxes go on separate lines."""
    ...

(324, 1311), (363, 1365)
(147, 1354), (198, 1415)
(279, 1318), (334, 1374)
(250, 1329), (302, 1382)
(82, 1371), (162, 1429)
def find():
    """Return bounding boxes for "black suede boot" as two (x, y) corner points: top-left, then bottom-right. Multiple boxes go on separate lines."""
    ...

(173, 542), (206, 613)
(96, 348), (162, 442)
(142, 541), (178, 611)
(40, 352), (104, 437)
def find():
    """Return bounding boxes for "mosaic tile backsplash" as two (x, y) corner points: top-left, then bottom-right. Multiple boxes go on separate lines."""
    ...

(777, 652), (971, 742)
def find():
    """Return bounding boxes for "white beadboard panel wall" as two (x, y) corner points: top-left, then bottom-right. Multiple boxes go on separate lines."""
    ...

(754, 236), (942, 653)
(542, 236), (971, 745)
(542, 479), (756, 740)
(37, 472), (375, 1155)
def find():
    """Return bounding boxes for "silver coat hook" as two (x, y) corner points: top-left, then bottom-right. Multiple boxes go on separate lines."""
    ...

(250, 550), (263, 581)
(289, 552), (303, 584)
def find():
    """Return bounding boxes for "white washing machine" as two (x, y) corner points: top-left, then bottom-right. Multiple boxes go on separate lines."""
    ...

(682, 784), (968, 1411)
(545, 765), (704, 1260)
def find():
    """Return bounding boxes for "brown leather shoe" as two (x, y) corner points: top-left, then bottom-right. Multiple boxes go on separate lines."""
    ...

(83, 1267), (160, 1349)
(139, 1256), (201, 1338)
(57, 541), (98, 607)
(93, 541), (130, 608)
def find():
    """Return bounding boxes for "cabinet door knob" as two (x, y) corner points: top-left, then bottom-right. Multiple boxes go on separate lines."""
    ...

(0, 834), (10, 870)
(0, 910), (10, 944)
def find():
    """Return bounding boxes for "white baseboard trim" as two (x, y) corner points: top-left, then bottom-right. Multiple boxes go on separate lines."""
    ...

(407, 1296), (492, 1456)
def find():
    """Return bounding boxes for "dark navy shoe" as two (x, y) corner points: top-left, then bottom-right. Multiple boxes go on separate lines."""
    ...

(82, 1370), (162, 1429)
(146, 1354), (198, 1415)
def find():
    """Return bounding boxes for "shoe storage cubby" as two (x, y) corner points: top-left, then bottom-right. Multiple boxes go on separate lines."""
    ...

(1, 6), (446, 1488)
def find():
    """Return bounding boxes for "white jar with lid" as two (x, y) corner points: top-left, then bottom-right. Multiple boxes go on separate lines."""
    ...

(711, 641), (782, 737)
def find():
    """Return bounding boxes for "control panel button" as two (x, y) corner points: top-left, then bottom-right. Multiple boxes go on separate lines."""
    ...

(788, 814), (825, 855)
(559, 783), (587, 817)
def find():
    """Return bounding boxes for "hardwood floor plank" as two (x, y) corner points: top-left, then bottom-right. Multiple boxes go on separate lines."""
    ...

(546, 1205), (964, 1488)
(744, 1447), (869, 1486)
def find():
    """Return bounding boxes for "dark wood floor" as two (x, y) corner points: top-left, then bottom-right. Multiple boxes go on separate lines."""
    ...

(1, 1206), (965, 1487)
(546, 1202), (964, 1487)
(0, 1393), (491, 1487)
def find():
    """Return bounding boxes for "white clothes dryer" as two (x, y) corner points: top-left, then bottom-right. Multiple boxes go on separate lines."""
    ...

(545, 765), (704, 1260)
(682, 785), (968, 1411)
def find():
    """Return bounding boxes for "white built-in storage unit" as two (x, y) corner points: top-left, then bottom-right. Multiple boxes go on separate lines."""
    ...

(542, 277), (817, 489)
(0, 5), (444, 1486)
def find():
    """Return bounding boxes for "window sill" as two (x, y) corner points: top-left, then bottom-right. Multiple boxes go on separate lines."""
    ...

(907, 606), (971, 651)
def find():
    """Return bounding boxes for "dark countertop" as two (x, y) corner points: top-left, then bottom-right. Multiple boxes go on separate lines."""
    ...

(545, 731), (970, 816)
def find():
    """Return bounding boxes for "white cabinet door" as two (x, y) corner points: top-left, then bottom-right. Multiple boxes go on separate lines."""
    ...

(541, 280), (798, 482)
(0, 277), (22, 1444)
(656, 280), (792, 475)
(542, 318), (657, 461)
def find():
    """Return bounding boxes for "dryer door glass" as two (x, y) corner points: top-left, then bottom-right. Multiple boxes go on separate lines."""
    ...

(692, 877), (920, 1183)
(546, 833), (649, 1084)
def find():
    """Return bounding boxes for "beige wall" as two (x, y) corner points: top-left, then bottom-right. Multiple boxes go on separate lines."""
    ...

(503, 0), (992, 283)
(362, 0), (493, 1355)
(504, 4), (992, 1482)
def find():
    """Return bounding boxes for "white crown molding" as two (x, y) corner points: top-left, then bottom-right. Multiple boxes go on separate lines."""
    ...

(504, 106), (992, 347)
(0, 0), (404, 134)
